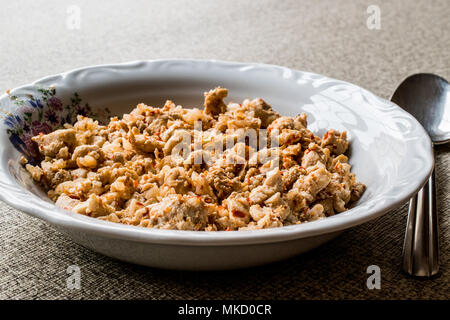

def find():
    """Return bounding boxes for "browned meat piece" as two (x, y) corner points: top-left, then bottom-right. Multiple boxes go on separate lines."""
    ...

(72, 144), (104, 168)
(246, 98), (280, 128)
(32, 128), (76, 157)
(204, 87), (228, 116)
(322, 129), (349, 155)
(206, 166), (241, 200)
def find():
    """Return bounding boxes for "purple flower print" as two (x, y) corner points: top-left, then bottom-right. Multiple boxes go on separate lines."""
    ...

(45, 109), (59, 124)
(31, 121), (52, 136)
(48, 96), (63, 111)
(23, 123), (30, 133)
(76, 105), (88, 116)
(21, 134), (39, 157)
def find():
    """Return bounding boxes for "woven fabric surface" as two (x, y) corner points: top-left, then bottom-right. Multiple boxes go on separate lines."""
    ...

(0, 0), (448, 300)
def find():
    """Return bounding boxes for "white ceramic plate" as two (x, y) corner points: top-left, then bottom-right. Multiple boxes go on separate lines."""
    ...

(0, 60), (433, 270)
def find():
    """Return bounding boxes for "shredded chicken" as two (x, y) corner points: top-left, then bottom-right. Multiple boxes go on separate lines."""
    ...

(25, 87), (365, 231)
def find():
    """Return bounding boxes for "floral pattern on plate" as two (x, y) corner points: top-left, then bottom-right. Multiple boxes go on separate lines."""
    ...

(1, 86), (111, 161)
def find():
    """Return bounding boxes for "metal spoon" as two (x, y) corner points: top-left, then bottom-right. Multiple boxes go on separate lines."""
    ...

(391, 73), (450, 277)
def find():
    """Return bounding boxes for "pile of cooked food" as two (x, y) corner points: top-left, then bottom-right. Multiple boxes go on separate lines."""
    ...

(23, 87), (365, 231)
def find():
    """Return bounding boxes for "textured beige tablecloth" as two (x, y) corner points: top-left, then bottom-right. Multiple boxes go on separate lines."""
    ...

(0, 0), (449, 300)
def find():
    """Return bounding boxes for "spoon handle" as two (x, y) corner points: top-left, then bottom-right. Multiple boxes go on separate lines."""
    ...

(402, 166), (440, 277)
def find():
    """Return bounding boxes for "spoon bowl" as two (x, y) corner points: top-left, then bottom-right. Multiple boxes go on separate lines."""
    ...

(391, 73), (450, 145)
